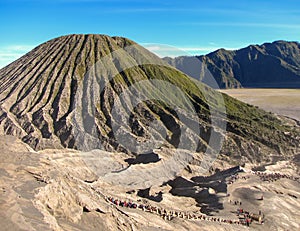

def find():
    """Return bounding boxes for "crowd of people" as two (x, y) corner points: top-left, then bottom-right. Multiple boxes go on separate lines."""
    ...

(236, 208), (264, 226)
(91, 167), (282, 228)
(227, 174), (250, 185)
(226, 169), (299, 185)
(251, 171), (299, 183)
(104, 195), (259, 226)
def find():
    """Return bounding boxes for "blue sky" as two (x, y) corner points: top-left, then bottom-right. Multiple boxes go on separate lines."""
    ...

(1, 0), (300, 68)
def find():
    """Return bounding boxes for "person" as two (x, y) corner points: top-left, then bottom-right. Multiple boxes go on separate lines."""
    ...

(246, 218), (250, 227)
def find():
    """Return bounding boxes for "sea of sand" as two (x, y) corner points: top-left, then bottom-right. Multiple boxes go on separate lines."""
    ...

(0, 135), (299, 231)
(220, 89), (300, 121)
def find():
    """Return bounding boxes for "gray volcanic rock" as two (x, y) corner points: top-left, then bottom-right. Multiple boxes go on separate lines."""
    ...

(164, 41), (300, 88)
(0, 34), (299, 165)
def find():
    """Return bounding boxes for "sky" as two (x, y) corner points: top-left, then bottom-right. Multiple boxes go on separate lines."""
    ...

(0, 0), (300, 68)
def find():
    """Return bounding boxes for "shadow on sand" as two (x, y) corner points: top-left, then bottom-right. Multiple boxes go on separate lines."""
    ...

(167, 166), (243, 215)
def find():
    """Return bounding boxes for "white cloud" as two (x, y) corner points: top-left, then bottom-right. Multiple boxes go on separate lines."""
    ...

(143, 44), (237, 57)
(178, 47), (218, 52)
(0, 45), (34, 69)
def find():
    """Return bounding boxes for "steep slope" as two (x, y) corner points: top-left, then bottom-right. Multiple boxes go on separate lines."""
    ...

(0, 35), (299, 165)
(164, 41), (300, 88)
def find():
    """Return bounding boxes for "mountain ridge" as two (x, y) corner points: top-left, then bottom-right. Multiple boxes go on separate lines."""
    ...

(0, 34), (299, 165)
(164, 40), (300, 88)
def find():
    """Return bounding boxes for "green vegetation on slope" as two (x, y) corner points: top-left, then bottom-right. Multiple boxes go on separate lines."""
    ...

(0, 34), (298, 165)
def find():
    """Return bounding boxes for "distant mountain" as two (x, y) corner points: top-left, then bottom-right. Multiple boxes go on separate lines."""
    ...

(0, 35), (299, 164)
(164, 41), (300, 88)
(0, 36), (299, 231)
